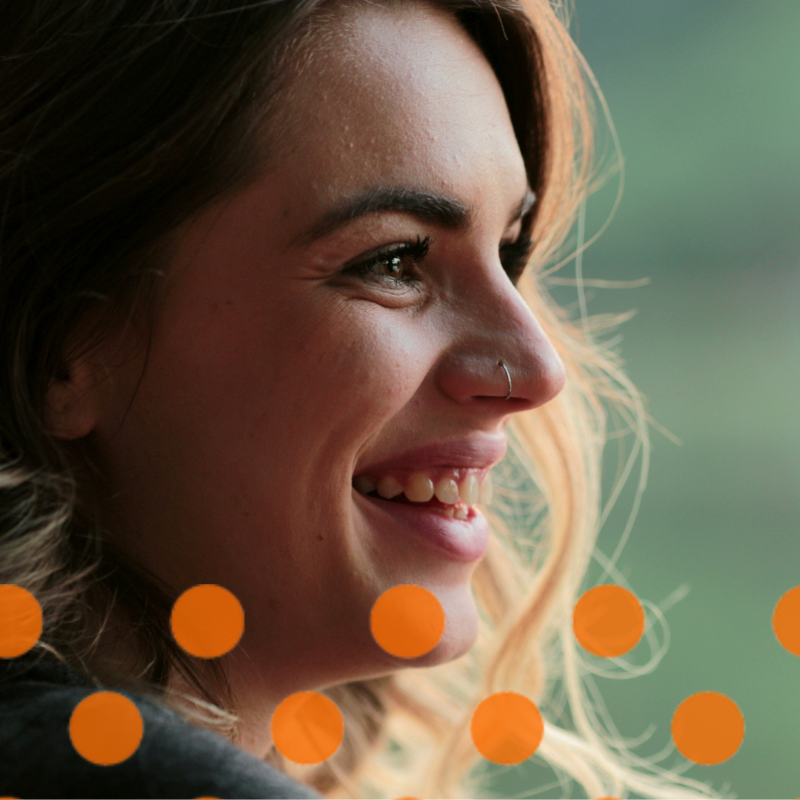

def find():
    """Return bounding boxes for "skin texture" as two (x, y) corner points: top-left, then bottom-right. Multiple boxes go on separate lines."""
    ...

(45, 1), (566, 758)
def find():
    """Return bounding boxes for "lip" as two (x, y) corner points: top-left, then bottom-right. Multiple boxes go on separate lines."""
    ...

(355, 433), (507, 475)
(354, 490), (490, 562)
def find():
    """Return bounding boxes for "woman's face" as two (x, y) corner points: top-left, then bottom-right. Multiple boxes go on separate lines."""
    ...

(56, 0), (565, 755)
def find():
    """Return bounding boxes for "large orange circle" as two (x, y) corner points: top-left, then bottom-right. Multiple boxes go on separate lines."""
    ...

(69, 691), (144, 765)
(572, 584), (644, 658)
(671, 691), (744, 765)
(170, 584), (244, 659)
(370, 584), (445, 659)
(0, 584), (42, 658)
(773, 586), (800, 657)
(470, 692), (544, 765)
(271, 691), (344, 765)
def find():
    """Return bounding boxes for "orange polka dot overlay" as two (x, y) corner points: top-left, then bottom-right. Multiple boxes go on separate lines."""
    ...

(370, 584), (445, 659)
(170, 583), (244, 659)
(271, 691), (344, 765)
(471, 692), (544, 765)
(773, 586), (800, 657)
(69, 691), (144, 766)
(573, 584), (645, 658)
(671, 691), (745, 765)
(0, 584), (43, 658)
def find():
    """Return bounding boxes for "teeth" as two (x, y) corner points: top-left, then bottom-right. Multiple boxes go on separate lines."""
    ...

(478, 472), (493, 505)
(434, 476), (459, 504)
(353, 475), (376, 495)
(376, 475), (403, 499)
(458, 474), (479, 506)
(405, 473), (435, 502)
(453, 505), (468, 520)
(352, 467), (493, 507)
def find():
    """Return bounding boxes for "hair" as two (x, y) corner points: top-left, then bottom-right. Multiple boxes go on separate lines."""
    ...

(0, 1), (726, 798)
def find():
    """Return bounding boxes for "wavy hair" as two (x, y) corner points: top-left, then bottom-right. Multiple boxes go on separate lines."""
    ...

(0, 0), (724, 797)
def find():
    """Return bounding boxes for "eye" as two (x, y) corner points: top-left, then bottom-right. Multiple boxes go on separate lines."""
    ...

(500, 231), (534, 285)
(345, 235), (431, 289)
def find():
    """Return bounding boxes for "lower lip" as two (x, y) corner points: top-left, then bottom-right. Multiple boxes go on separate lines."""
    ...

(354, 491), (490, 562)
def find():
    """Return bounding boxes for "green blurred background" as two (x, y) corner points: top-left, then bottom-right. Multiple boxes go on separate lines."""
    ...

(484, 2), (800, 798)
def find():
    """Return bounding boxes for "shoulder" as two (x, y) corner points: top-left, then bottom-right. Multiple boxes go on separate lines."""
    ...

(0, 665), (321, 799)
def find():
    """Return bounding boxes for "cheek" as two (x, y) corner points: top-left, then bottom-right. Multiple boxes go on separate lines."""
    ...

(290, 302), (429, 433)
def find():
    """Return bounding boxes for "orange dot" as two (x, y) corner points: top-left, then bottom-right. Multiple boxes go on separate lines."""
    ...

(170, 584), (244, 659)
(773, 586), (800, 656)
(0, 584), (43, 658)
(471, 692), (544, 765)
(671, 691), (744, 765)
(370, 584), (445, 659)
(572, 584), (644, 658)
(271, 691), (343, 765)
(69, 691), (144, 765)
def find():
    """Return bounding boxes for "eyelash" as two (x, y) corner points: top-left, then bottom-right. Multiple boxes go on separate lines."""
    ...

(347, 232), (534, 289)
(347, 235), (432, 290)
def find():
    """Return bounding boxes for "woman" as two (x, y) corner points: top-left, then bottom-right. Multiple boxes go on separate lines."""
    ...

(0, 0), (724, 798)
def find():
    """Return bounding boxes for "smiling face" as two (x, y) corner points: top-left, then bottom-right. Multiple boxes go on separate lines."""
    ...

(51, 0), (566, 756)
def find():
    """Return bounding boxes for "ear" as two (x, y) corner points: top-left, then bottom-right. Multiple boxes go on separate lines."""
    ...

(43, 355), (105, 440)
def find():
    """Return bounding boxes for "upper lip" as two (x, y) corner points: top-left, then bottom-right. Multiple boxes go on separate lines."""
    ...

(355, 433), (507, 475)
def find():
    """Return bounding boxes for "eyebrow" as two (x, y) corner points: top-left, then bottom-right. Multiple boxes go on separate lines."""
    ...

(293, 185), (536, 246)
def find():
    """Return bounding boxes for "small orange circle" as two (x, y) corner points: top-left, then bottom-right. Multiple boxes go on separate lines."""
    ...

(471, 692), (544, 765)
(573, 584), (644, 658)
(370, 584), (445, 659)
(0, 584), (43, 658)
(170, 584), (244, 659)
(773, 586), (800, 657)
(69, 691), (144, 765)
(671, 691), (744, 765)
(271, 691), (343, 765)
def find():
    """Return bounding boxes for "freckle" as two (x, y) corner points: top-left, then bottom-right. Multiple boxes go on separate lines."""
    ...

(317, 534), (324, 542)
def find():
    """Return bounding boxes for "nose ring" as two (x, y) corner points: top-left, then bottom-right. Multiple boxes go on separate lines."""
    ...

(497, 359), (512, 400)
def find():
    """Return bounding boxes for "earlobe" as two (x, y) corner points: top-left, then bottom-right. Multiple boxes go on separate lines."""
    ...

(43, 358), (102, 441)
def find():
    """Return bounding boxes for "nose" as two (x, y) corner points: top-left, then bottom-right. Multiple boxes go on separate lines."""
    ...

(435, 273), (567, 412)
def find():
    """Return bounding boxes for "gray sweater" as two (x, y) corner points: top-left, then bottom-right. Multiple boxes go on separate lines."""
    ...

(0, 654), (323, 799)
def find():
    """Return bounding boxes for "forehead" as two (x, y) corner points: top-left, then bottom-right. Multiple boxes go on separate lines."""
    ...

(269, 0), (528, 216)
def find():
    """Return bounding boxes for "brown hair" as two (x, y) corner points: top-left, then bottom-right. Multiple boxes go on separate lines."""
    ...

(0, 1), (721, 797)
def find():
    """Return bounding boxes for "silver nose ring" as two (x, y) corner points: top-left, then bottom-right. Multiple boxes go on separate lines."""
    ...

(497, 359), (512, 400)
